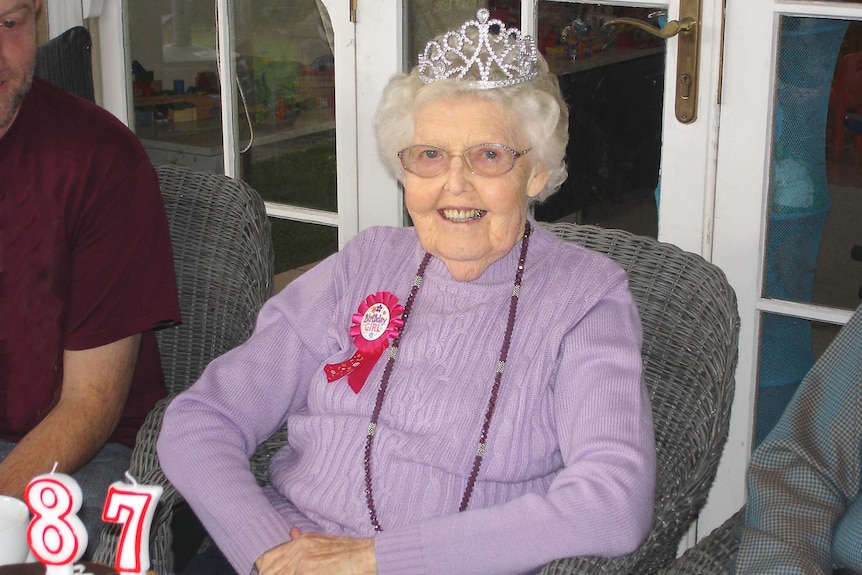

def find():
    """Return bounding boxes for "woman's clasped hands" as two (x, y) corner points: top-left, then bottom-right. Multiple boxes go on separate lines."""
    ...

(255, 527), (377, 575)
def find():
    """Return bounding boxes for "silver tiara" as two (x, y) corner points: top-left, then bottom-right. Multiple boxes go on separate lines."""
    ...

(417, 9), (539, 89)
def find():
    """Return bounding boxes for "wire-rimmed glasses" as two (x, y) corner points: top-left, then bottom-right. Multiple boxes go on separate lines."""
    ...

(398, 143), (531, 178)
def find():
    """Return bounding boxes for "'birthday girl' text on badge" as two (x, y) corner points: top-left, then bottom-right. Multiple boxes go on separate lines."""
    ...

(360, 303), (390, 341)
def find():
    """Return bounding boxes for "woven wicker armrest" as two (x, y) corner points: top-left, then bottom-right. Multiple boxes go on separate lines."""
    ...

(93, 395), (185, 573)
(538, 223), (739, 575)
(90, 166), (274, 574)
(659, 509), (744, 575)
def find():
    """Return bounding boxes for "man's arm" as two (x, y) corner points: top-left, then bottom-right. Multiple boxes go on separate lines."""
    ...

(736, 307), (862, 574)
(0, 335), (140, 498)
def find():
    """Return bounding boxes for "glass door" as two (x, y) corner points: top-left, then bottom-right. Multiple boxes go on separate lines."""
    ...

(710, 0), (862, 536)
(531, 2), (666, 238)
(124, 0), (356, 282)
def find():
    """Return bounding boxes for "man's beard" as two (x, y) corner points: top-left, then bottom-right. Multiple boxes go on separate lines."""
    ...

(0, 69), (35, 132)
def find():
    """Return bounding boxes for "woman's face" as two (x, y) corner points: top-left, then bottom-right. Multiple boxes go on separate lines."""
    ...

(404, 96), (548, 282)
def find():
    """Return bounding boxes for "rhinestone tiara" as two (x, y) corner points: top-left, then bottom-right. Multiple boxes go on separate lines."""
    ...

(417, 9), (539, 89)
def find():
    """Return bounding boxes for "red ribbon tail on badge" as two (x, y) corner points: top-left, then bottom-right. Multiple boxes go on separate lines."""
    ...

(346, 346), (385, 394)
(323, 345), (387, 394)
(324, 351), (365, 383)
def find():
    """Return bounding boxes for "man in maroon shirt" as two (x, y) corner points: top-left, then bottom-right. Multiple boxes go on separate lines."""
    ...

(0, 0), (180, 556)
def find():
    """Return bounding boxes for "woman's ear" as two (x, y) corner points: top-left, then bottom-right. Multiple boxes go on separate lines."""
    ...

(526, 170), (549, 199)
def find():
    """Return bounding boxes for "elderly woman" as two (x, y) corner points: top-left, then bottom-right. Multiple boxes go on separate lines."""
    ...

(158, 10), (655, 575)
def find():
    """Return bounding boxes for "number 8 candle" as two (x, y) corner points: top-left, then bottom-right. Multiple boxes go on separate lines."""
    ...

(102, 472), (162, 575)
(25, 464), (88, 575)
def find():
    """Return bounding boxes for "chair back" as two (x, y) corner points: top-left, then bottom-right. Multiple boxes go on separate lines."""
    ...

(540, 223), (740, 575)
(35, 26), (95, 102)
(153, 165), (274, 395)
(93, 165), (274, 573)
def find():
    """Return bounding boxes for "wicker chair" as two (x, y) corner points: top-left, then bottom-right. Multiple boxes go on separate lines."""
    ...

(35, 26), (95, 102)
(539, 223), (740, 575)
(659, 509), (744, 574)
(92, 165), (275, 574)
(94, 216), (738, 573)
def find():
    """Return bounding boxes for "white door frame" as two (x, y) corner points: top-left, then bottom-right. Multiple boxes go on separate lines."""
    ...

(354, 1), (405, 231)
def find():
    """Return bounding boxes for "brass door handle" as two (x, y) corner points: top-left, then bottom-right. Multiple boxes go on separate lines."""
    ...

(603, 0), (702, 124)
(603, 17), (695, 39)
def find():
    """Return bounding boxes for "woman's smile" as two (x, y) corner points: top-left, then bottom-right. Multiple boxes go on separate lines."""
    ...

(439, 208), (488, 223)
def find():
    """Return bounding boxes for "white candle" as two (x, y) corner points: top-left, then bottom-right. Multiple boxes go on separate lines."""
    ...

(24, 464), (87, 575)
(101, 472), (162, 575)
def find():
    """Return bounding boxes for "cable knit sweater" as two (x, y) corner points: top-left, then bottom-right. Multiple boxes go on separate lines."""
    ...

(158, 221), (656, 575)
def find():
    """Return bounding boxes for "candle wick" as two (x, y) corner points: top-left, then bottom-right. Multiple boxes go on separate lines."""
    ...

(50, 462), (59, 474)
(124, 471), (138, 486)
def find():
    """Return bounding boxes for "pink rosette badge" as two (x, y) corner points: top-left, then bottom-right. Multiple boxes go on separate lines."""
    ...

(324, 291), (404, 394)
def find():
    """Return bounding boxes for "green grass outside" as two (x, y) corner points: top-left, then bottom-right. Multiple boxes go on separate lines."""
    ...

(268, 217), (337, 273)
(248, 140), (337, 212)
(247, 139), (339, 273)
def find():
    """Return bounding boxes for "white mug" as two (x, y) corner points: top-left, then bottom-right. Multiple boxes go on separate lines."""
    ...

(0, 496), (30, 565)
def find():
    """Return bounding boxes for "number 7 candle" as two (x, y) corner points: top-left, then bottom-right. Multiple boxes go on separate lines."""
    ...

(25, 464), (88, 575)
(102, 472), (163, 575)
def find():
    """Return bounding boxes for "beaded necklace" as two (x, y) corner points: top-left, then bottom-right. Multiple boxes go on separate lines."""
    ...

(363, 221), (533, 531)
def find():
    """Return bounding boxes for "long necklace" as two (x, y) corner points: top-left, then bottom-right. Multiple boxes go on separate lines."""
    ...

(363, 221), (533, 532)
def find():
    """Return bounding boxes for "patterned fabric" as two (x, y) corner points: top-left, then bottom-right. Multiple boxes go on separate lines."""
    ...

(737, 303), (862, 574)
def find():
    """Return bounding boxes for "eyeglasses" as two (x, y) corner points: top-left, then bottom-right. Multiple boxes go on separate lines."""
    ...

(398, 144), (531, 178)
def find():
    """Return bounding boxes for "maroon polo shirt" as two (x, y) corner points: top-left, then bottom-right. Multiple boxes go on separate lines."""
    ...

(0, 78), (181, 447)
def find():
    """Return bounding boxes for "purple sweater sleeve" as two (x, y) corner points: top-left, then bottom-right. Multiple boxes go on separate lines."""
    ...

(157, 249), (349, 573)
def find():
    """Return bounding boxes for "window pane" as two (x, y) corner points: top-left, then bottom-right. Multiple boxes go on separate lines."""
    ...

(756, 15), (862, 444)
(269, 217), (337, 275)
(232, 1), (337, 212)
(129, 2), (340, 283)
(755, 314), (842, 445)
(128, 2), (339, 212)
(247, 134), (336, 212)
(129, 1), (223, 171)
(404, 2), (520, 70)
(535, 2), (664, 238)
(764, 17), (862, 311)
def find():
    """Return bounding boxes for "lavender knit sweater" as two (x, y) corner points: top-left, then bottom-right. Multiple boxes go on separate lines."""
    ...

(158, 221), (656, 575)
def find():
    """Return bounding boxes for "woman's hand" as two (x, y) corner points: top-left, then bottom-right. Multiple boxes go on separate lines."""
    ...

(255, 527), (377, 575)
